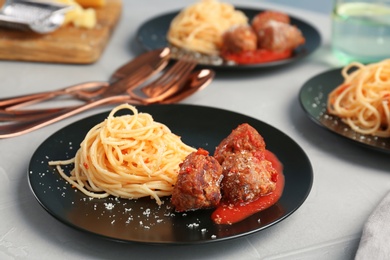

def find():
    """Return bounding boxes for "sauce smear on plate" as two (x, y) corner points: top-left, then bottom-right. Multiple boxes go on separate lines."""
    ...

(221, 49), (292, 64)
(211, 150), (284, 224)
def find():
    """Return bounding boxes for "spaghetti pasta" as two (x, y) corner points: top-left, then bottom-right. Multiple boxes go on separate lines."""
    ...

(49, 104), (196, 205)
(327, 59), (390, 137)
(167, 0), (248, 55)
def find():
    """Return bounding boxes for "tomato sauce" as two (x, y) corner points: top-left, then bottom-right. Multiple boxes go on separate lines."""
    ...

(211, 150), (284, 225)
(221, 49), (292, 65)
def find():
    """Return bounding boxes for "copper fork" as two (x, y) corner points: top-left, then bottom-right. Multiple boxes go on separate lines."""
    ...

(0, 57), (197, 121)
(0, 48), (170, 110)
(0, 59), (207, 138)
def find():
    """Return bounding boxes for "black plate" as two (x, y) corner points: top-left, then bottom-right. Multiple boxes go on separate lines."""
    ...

(136, 7), (321, 69)
(299, 68), (390, 153)
(28, 104), (313, 244)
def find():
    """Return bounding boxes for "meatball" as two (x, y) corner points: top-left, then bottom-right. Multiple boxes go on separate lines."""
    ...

(221, 152), (277, 204)
(251, 10), (290, 33)
(221, 25), (257, 53)
(171, 148), (223, 212)
(256, 20), (305, 52)
(251, 11), (305, 52)
(214, 123), (266, 164)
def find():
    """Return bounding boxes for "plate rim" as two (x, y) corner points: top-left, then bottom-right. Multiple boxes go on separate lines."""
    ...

(28, 104), (314, 244)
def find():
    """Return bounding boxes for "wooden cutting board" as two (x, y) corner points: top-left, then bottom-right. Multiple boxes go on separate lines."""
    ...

(0, 0), (122, 64)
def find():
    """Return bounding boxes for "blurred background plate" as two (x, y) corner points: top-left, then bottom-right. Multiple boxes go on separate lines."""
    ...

(299, 68), (390, 153)
(136, 7), (321, 70)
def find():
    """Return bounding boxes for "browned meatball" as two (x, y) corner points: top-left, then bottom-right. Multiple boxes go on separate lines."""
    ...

(221, 152), (277, 204)
(251, 10), (290, 33)
(221, 25), (257, 53)
(214, 123), (266, 164)
(256, 21), (305, 52)
(171, 148), (223, 212)
(251, 11), (305, 52)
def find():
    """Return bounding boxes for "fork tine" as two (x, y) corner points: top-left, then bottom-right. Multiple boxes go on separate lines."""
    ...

(148, 60), (196, 98)
(141, 55), (196, 97)
(129, 59), (197, 104)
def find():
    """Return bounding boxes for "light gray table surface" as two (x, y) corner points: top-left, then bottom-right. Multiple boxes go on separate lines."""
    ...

(1, 1), (389, 259)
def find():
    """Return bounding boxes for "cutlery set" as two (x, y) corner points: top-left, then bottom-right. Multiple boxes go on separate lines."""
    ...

(0, 47), (215, 138)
